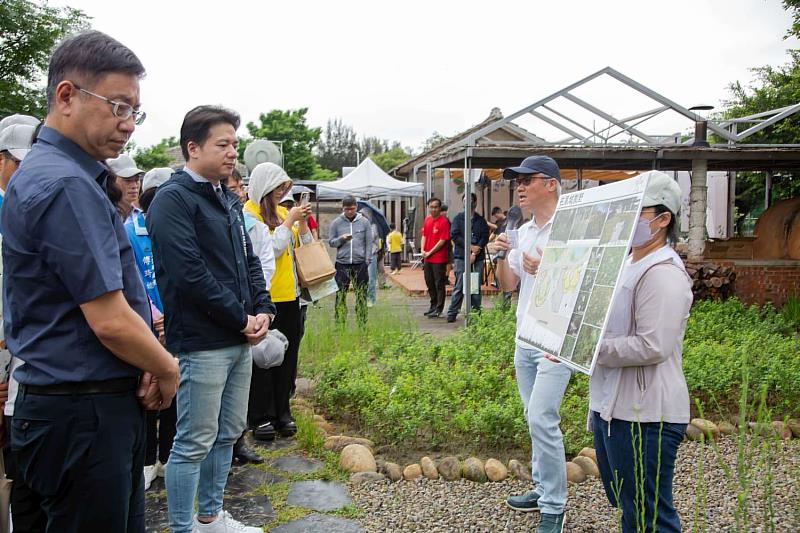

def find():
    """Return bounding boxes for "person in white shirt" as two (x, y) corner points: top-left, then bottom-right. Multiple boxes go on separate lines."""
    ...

(491, 155), (570, 533)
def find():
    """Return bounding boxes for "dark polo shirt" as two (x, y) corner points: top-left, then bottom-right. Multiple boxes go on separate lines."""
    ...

(1, 126), (149, 386)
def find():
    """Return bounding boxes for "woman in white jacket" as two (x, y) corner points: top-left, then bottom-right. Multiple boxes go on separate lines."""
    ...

(589, 171), (692, 533)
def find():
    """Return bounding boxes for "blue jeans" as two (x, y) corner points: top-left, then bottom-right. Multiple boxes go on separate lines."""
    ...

(367, 255), (377, 305)
(166, 344), (251, 532)
(446, 258), (484, 317)
(592, 411), (685, 533)
(514, 346), (572, 515)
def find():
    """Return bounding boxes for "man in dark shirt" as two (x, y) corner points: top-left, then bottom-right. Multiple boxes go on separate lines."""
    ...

(446, 193), (490, 322)
(147, 106), (274, 533)
(1, 30), (179, 531)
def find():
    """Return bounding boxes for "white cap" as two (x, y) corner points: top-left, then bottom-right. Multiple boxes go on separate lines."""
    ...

(279, 191), (295, 205)
(0, 124), (36, 161)
(106, 154), (144, 179)
(0, 114), (39, 132)
(640, 170), (682, 215)
(142, 167), (173, 192)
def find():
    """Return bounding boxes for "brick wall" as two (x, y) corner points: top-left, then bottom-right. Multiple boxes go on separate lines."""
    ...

(715, 260), (800, 307)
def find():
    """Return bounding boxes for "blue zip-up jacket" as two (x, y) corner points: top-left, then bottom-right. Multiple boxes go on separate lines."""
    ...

(146, 170), (275, 354)
(125, 211), (163, 314)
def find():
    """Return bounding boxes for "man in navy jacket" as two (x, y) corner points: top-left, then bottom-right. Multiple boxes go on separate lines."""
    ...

(147, 105), (274, 533)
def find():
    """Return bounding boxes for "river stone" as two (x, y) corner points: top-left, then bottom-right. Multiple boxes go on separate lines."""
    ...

(691, 418), (720, 438)
(382, 462), (403, 482)
(271, 512), (363, 533)
(788, 419), (800, 438)
(771, 421), (793, 440)
(403, 464), (422, 480)
(286, 480), (352, 512)
(577, 447), (597, 465)
(271, 456), (324, 474)
(436, 457), (461, 481)
(294, 377), (317, 397)
(508, 459), (532, 481)
(420, 456), (439, 480)
(324, 436), (375, 453)
(566, 461), (587, 484)
(484, 458), (508, 482)
(573, 456), (600, 477)
(685, 424), (706, 442)
(717, 420), (737, 435)
(350, 472), (386, 485)
(463, 457), (486, 482)
(339, 444), (376, 473)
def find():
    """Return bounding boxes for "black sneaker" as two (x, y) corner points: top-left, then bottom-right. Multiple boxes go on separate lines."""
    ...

(253, 422), (276, 442)
(233, 436), (264, 464)
(537, 511), (566, 533)
(446, 315), (457, 323)
(505, 490), (540, 512)
(423, 308), (437, 316)
(276, 420), (297, 438)
(427, 310), (442, 318)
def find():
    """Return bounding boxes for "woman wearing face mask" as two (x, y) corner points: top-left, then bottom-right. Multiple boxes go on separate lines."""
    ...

(589, 171), (692, 533)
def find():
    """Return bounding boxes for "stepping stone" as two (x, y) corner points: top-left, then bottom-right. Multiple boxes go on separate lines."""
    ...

(271, 512), (363, 533)
(144, 490), (169, 533)
(254, 438), (297, 451)
(226, 467), (285, 494)
(286, 480), (352, 512)
(223, 493), (275, 525)
(271, 456), (324, 474)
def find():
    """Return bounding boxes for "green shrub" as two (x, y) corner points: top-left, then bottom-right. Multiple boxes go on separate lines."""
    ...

(309, 296), (800, 457)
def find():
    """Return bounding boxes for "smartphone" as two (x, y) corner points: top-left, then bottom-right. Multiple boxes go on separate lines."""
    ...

(300, 192), (310, 206)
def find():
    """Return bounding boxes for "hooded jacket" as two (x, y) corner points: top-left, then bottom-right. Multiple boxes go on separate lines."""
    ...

(146, 170), (275, 354)
(328, 212), (373, 265)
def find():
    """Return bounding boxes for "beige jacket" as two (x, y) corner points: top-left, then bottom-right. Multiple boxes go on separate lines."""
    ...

(590, 247), (693, 427)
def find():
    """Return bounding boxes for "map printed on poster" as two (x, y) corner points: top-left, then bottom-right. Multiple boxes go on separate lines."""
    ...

(516, 173), (650, 375)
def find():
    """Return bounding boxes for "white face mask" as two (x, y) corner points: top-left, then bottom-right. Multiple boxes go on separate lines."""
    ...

(631, 213), (665, 247)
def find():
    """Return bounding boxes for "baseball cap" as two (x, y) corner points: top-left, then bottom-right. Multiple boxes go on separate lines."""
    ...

(106, 154), (144, 179)
(0, 123), (36, 161)
(503, 155), (561, 182)
(141, 167), (173, 192)
(279, 191), (295, 205)
(640, 170), (682, 215)
(251, 329), (289, 369)
(0, 114), (39, 132)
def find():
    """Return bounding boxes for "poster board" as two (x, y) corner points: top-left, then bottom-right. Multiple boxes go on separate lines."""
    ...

(516, 173), (650, 374)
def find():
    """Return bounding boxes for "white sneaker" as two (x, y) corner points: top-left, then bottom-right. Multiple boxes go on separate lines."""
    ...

(193, 510), (262, 532)
(156, 461), (166, 478)
(143, 464), (158, 491)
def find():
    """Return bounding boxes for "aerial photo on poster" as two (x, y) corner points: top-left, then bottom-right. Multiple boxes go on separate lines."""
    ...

(517, 173), (650, 374)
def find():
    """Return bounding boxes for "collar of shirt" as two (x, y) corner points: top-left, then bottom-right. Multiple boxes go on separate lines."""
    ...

(37, 126), (106, 182)
(183, 166), (217, 185)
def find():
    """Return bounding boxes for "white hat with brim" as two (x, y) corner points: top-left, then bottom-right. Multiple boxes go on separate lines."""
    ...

(0, 114), (39, 132)
(248, 162), (291, 204)
(640, 170), (682, 215)
(142, 167), (173, 192)
(106, 153), (144, 179)
(0, 124), (36, 161)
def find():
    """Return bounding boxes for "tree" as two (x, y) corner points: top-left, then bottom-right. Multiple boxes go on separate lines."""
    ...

(371, 146), (412, 172)
(0, 0), (87, 117)
(720, 1), (800, 230)
(243, 109), (321, 181)
(133, 137), (179, 171)
(317, 118), (358, 173)
(420, 131), (449, 153)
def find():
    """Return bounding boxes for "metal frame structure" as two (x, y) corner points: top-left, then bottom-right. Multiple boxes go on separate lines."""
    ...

(455, 67), (800, 149)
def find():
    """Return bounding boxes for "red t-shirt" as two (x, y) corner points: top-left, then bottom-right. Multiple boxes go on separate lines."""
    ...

(307, 214), (319, 231)
(421, 215), (450, 263)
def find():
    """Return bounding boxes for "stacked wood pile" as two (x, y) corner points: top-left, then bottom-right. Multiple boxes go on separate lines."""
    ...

(685, 263), (736, 301)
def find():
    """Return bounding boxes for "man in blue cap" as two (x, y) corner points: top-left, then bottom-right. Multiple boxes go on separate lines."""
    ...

(490, 155), (571, 533)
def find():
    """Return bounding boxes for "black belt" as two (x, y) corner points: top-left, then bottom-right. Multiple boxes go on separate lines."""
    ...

(20, 377), (139, 396)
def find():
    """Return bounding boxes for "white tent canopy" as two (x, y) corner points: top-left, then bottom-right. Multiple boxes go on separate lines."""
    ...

(316, 157), (424, 200)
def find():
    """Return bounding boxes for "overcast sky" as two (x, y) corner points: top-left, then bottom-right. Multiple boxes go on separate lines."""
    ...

(54, 0), (796, 152)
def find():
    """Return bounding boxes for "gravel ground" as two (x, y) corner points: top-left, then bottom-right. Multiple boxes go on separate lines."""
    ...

(349, 436), (800, 532)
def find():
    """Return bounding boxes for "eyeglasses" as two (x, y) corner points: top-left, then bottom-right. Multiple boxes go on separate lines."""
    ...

(73, 83), (147, 125)
(516, 175), (552, 186)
